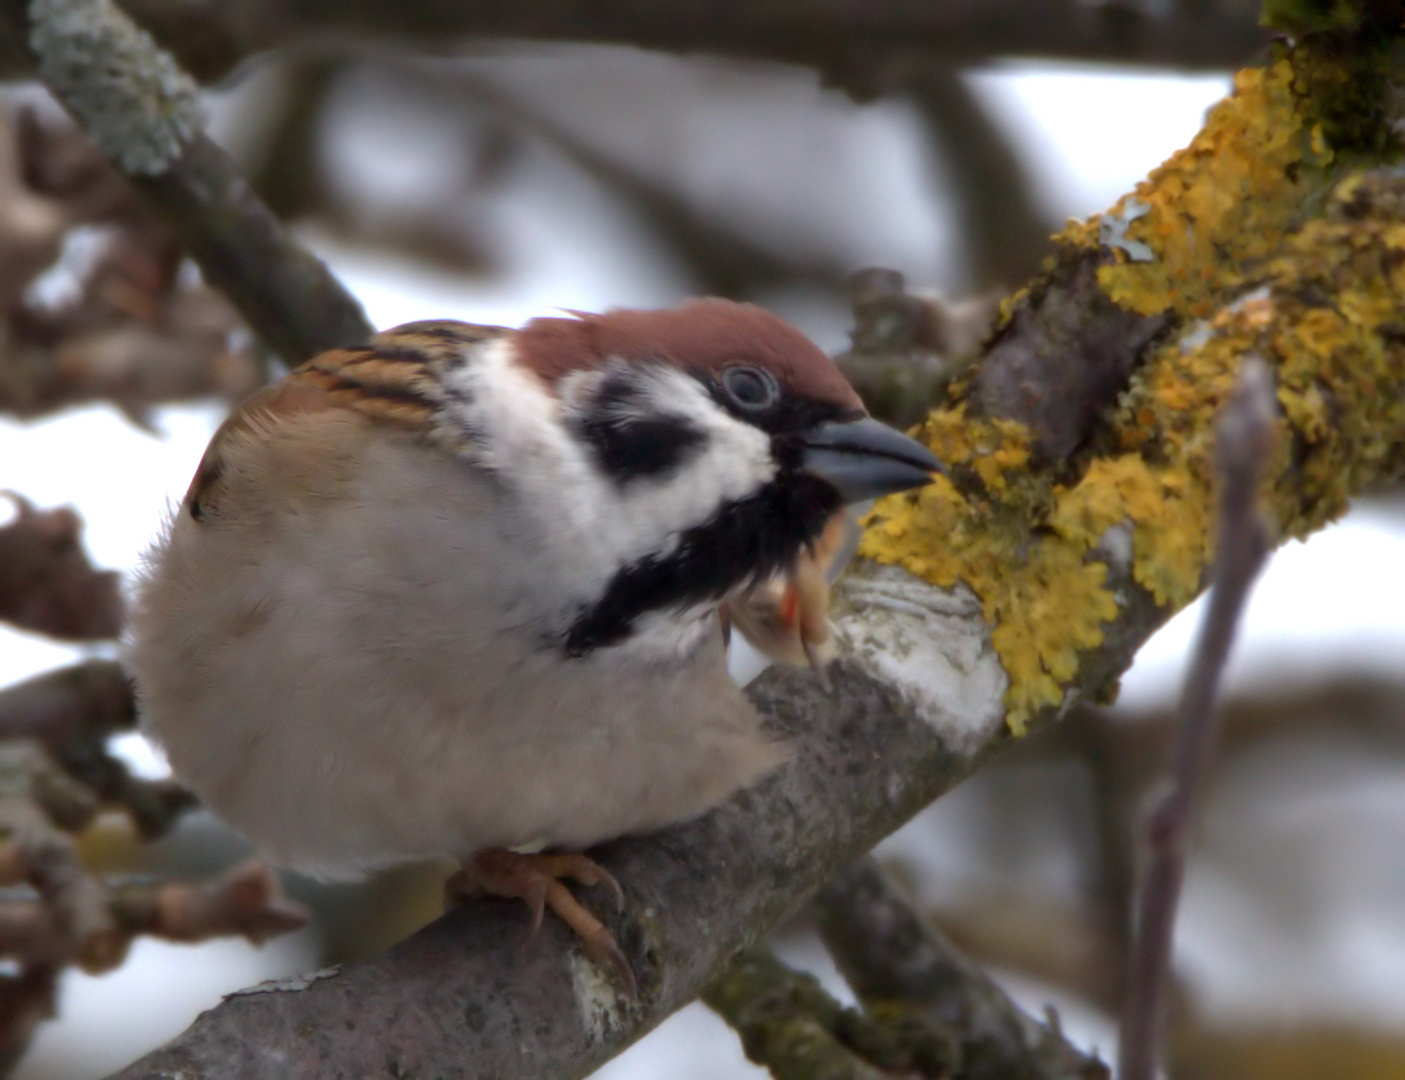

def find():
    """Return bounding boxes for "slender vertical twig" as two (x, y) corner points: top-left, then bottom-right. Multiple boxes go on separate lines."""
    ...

(1117, 357), (1278, 1080)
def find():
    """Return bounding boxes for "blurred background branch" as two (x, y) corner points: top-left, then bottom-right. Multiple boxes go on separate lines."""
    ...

(0, 658), (305, 1070)
(0, 0), (372, 366)
(0, 496), (121, 641)
(815, 857), (1107, 1080)
(0, 1), (1270, 84)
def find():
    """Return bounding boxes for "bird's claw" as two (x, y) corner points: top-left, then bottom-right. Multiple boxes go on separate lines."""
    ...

(451, 849), (636, 1000)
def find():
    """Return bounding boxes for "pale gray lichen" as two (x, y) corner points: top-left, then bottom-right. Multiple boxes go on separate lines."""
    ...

(29, 0), (203, 175)
(224, 966), (342, 997)
(570, 953), (629, 1041)
(1095, 521), (1135, 573)
(1177, 319), (1216, 356)
(1100, 196), (1156, 262)
(831, 561), (1006, 760)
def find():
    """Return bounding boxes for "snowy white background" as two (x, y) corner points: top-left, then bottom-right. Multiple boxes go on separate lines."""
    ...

(4, 58), (1404, 1077)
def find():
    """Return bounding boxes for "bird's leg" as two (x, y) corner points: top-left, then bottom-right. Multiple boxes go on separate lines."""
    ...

(447, 849), (634, 998)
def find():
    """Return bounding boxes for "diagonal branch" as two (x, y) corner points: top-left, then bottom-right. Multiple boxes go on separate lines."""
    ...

(817, 857), (1107, 1080)
(0, 0), (373, 363)
(101, 661), (1009, 1080)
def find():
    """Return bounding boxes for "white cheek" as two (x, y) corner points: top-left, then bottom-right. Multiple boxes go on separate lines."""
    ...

(611, 388), (775, 562)
(442, 351), (779, 611)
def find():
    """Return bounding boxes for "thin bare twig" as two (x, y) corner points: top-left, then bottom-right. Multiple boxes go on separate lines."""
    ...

(1117, 357), (1278, 1080)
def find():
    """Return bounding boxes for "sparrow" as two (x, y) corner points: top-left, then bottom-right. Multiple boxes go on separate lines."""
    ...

(126, 299), (941, 994)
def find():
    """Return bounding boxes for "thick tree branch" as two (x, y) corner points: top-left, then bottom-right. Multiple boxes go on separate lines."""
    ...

(856, 44), (1405, 734)
(102, 661), (1022, 1080)
(0, 0), (373, 363)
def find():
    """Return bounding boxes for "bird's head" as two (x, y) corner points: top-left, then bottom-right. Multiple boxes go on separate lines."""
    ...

(472, 299), (942, 658)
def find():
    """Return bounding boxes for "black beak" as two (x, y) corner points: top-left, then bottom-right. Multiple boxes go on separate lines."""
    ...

(803, 417), (944, 504)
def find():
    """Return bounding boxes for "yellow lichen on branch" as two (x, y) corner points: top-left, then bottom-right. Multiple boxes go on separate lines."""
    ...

(859, 49), (1405, 734)
(1082, 59), (1335, 320)
(860, 412), (1122, 733)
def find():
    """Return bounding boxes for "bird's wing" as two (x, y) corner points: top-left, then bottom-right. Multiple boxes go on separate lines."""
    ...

(183, 320), (509, 521)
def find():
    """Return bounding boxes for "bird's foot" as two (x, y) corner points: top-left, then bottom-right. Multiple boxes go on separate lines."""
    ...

(447, 849), (635, 999)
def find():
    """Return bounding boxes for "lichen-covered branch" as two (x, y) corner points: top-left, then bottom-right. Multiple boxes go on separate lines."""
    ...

(0, 0), (372, 364)
(858, 46), (1405, 733)
(816, 858), (1107, 1080)
(703, 948), (916, 1080)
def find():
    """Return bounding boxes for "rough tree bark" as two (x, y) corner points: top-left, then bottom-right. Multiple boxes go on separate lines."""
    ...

(3, 1), (1403, 1078)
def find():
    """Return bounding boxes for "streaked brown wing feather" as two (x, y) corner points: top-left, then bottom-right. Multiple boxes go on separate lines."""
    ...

(184, 320), (508, 520)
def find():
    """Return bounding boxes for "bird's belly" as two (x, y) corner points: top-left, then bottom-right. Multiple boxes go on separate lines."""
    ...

(128, 440), (778, 876)
(143, 621), (775, 876)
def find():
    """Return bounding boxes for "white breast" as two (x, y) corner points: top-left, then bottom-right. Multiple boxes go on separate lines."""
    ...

(126, 410), (780, 878)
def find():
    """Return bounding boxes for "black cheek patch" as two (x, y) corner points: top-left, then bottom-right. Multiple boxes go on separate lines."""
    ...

(576, 372), (706, 485)
(580, 413), (706, 485)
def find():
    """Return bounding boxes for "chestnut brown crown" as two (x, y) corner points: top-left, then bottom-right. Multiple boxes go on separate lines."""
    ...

(513, 299), (865, 416)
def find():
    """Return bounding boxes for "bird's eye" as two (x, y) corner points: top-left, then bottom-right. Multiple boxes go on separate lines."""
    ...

(721, 366), (780, 412)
